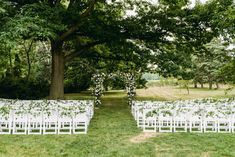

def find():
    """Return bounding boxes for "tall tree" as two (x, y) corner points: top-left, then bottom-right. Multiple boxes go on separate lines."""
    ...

(1, 0), (234, 99)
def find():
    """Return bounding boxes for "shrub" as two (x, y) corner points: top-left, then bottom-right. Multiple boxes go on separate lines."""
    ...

(0, 77), (49, 99)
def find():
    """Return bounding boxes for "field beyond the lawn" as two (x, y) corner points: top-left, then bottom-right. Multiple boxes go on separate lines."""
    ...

(0, 87), (235, 157)
(136, 84), (235, 101)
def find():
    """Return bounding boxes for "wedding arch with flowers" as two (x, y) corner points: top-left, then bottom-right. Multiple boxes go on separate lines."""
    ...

(91, 71), (137, 106)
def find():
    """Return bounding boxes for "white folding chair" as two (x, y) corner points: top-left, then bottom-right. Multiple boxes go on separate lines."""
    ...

(143, 109), (157, 132)
(189, 115), (203, 133)
(43, 111), (58, 134)
(159, 109), (173, 133)
(137, 108), (144, 128)
(203, 117), (217, 133)
(217, 117), (231, 133)
(203, 108), (218, 133)
(173, 108), (188, 133)
(12, 111), (28, 135)
(58, 111), (72, 135)
(28, 110), (43, 135)
(0, 111), (12, 134)
(73, 112), (88, 134)
(173, 117), (187, 132)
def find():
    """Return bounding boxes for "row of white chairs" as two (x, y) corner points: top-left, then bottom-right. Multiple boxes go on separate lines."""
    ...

(142, 111), (235, 133)
(131, 99), (235, 126)
(132, 98), (235, 133)
(0, 99), (94, 134)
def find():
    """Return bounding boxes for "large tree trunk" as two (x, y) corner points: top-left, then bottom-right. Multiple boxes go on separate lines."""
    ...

(23, 40), (33, 81)
(209, 82), (213, 90)
(194, 81), (197, 88)
(5, 44), (13, 77)
(26, 49), (31, 80)
(49, 41), (65, 99)
(216, 82), (219, 89)
(186, 86), (190, 95)
(200, 82), (203, 88)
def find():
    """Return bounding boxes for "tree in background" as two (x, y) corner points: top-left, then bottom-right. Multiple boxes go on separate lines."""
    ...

(194, 38), (231, 89)
(220, 38), (235, 84)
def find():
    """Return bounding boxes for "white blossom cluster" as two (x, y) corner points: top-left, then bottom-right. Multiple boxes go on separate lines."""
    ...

(91, 72), (106, 106)
(123, 73), (136, 106)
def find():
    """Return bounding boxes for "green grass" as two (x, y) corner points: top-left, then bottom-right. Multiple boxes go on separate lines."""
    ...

(0, 91), (235, 157)
(136, 85), (235, 101)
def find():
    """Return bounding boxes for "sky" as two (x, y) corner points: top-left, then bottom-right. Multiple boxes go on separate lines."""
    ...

(191, 0), (207, 5)
(146, 0), (208, 6)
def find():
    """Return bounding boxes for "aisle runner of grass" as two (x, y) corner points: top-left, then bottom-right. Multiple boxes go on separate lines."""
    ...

(0, 93), (235, 157)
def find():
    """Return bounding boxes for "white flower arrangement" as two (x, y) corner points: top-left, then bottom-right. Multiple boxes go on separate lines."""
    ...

(91, 72), (106, 106)
(123, 73), (136, 106)
(91, 72), (137, 106)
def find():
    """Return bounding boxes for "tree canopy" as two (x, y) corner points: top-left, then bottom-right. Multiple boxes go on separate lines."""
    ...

(0, 0), (234, 99)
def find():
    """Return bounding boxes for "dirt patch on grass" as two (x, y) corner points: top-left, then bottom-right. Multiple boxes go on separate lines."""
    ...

(129, 132), (160, 143)
(201, 152), (213, 157)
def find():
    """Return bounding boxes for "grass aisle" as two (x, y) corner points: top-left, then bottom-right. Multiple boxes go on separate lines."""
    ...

(0, 94), (235, 157)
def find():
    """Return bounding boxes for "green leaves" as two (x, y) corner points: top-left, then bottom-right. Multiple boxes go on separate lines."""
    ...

(1, 2), (67, 41)
(0, 0), (234, 97)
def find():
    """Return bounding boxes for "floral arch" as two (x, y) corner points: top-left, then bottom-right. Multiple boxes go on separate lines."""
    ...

(91, 71), (137, 106)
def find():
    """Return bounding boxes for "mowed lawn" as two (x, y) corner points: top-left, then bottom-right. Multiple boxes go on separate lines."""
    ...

(0, 90), (235, 157)
(136, 85), (235, 101)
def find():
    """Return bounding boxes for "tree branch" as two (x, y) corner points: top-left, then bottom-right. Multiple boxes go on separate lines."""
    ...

(67, 0), (75, 10)
(23, 40), (34, 80)
(65, 40), (105, 62)
(79, 53), (137, 62)
(59, 0), (97, 42)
